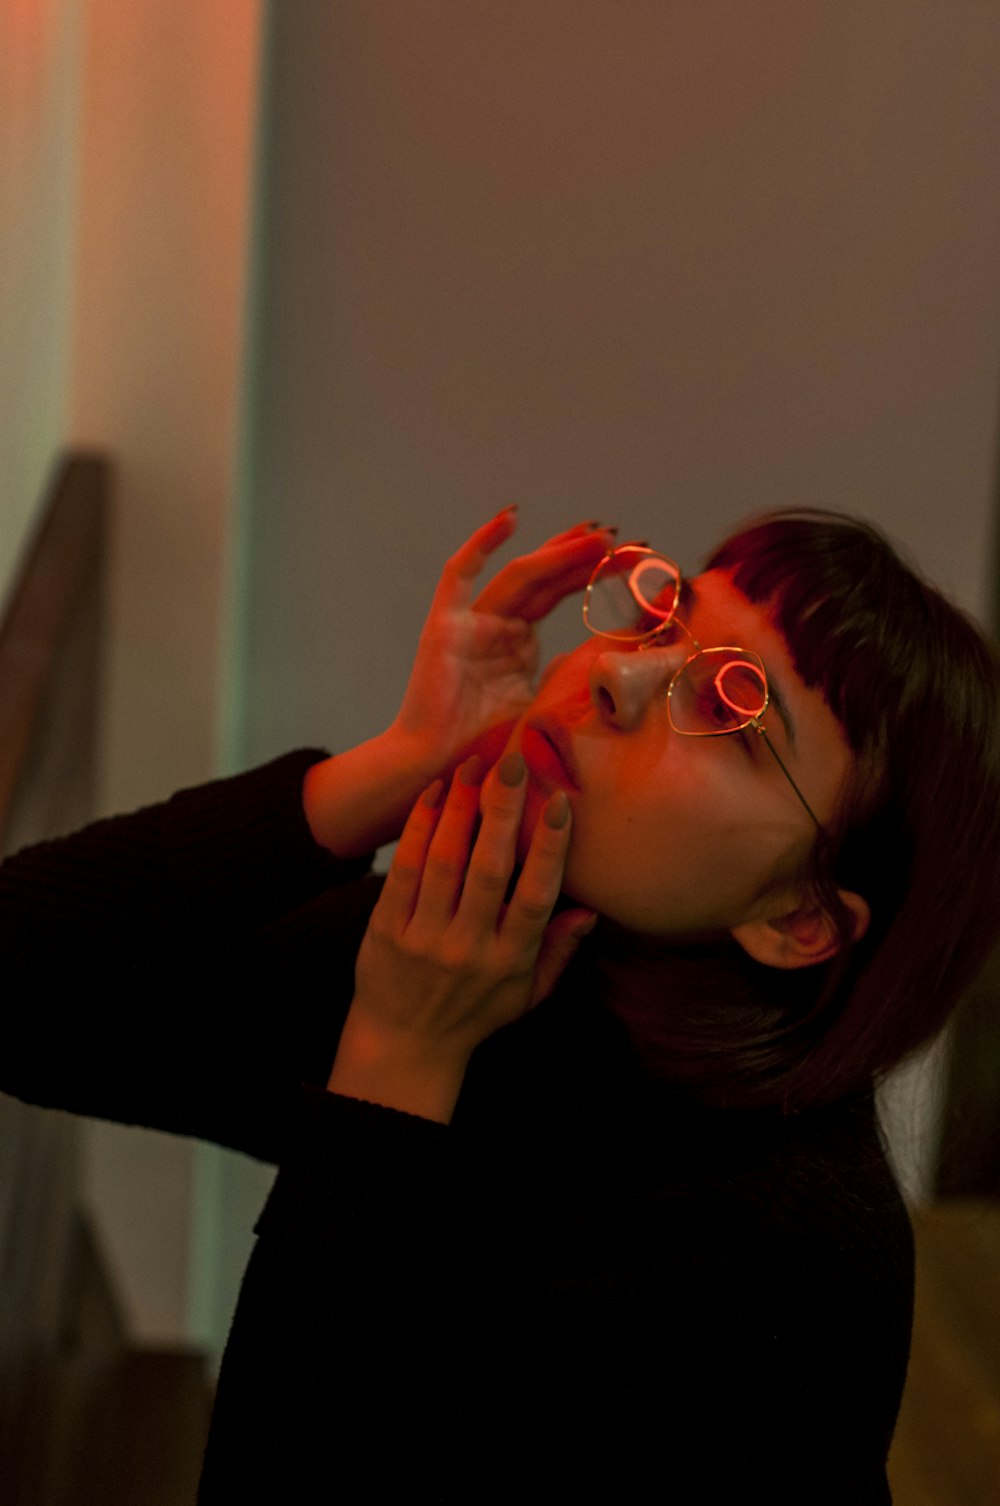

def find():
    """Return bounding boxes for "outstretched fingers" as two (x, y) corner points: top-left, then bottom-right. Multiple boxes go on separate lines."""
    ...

(431, 506), (521, 615)
(473, 526), (615, 623)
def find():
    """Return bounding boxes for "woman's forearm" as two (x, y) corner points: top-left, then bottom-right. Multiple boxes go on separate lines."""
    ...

(302, 728), (440, 859)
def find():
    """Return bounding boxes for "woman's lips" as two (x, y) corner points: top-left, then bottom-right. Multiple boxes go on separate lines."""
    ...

(521, 718), (581, 790)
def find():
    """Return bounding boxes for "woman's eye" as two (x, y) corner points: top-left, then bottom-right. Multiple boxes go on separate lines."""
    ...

(696, 689), (735, 731)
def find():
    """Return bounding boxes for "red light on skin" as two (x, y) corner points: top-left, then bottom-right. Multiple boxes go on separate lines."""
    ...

(521, 724), (579, 794)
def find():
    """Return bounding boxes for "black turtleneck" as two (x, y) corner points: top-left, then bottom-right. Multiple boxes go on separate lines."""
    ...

(0, 752), (913, 1504)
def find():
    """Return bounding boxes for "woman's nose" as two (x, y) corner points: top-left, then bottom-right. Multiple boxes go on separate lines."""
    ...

(589, 646), (679, 730)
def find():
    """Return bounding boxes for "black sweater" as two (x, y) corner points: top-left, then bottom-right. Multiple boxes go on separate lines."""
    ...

(0, 752), (913, 1503)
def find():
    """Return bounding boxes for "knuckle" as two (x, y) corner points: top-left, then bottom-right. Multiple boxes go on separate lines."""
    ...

(469, 866), (509, 898)
(424, 849), (458, 880)
(479, 794), (518, 820)
(515, 892), (553, 925)
(389, 857), (422, 886)
(439, 939), (477, 975)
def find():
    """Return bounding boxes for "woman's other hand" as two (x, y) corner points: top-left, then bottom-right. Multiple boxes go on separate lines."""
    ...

(304, 512), (614, 857)
(327, 752), (596, 1123)
(392, 509), (614, 772)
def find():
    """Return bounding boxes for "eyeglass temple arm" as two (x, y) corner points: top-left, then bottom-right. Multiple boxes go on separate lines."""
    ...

(750, 722), (825, 834)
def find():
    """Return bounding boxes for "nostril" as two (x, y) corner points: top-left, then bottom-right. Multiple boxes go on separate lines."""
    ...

(596, 685), (616, 718)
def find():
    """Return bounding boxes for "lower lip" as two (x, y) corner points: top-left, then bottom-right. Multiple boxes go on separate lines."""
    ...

(521, 727), (578, 792)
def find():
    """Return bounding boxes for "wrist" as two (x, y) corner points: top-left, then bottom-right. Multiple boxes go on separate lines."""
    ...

(303, 729), (442, 858)
(328, 1011), (467, 1126)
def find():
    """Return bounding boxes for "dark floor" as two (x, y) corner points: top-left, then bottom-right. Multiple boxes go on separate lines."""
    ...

(889, 1200), (1000, 1505)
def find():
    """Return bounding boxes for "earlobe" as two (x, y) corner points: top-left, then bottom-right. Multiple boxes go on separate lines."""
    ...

(731, 890), (870, 971)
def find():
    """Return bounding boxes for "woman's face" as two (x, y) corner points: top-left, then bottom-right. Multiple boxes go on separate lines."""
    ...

(500, 568), (854, 938)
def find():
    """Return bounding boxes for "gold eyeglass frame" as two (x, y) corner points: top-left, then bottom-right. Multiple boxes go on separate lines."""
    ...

(583, 546), (824, 833)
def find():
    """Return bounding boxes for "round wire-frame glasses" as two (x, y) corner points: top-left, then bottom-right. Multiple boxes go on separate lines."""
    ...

(582, 545), (824, 833)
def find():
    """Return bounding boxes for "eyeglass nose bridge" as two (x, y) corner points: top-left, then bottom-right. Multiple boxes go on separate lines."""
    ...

(637, 611), (700, 655)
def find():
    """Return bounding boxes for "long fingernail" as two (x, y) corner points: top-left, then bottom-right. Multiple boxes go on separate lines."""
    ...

(544, 790), (570, 828)
(458, 755), (485, 786)
(498, 751), (526, 787)
(423, 779), (445, 808)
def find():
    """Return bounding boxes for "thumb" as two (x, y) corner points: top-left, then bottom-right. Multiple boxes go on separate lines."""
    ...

(528, 909), (598, 1009)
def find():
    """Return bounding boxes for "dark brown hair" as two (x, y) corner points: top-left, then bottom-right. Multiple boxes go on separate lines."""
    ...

(591, 510), (1000, 1112)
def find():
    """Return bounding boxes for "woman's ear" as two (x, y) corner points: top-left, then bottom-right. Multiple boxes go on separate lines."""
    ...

(730, 889), (870, 970)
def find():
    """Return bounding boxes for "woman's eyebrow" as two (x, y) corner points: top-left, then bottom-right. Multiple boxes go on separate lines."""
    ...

(766, 677), (797, 749)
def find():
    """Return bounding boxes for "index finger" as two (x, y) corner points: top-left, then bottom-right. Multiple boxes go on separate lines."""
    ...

(431, 506), (520, 613)
(373, 779), (445, 931)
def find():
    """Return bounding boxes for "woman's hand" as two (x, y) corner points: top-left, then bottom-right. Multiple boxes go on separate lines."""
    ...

(391, 509), (614, 774)
(304, 511), (614, 857)
(327, 752), (596, 1123)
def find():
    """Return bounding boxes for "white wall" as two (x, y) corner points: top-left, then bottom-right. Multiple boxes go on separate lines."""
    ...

(71, 0), (263, 816)
(69, 0), (264, 1348)
(233, 0), (1000, 784)
(0, 0), (84, 610)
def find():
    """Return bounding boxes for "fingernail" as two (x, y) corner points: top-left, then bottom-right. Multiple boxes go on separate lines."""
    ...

(572, 913), (598, 941)
(458, 755), (485, 786)
(423, 779), (445, 808)
(544, 790), (570, 828)
(498, 751), (526, 787)
(496, 503), (518, 517)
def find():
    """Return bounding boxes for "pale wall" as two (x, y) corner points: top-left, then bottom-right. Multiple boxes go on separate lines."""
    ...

(0, 0), (83, 608)
(69, 0), (263, 1347)
(234, 0), (1000, 787)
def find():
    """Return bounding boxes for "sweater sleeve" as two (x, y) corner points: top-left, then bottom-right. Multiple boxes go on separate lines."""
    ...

(0, 751), (374, 1149)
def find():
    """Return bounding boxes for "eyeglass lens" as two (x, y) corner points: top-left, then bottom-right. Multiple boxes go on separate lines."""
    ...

(584, 548), (681, 638)
(669, 649), (768, 735)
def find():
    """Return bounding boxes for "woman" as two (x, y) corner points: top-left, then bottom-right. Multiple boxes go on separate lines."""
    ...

(4, 510), (999, 1500)
(205, 508), (1000, 1502)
